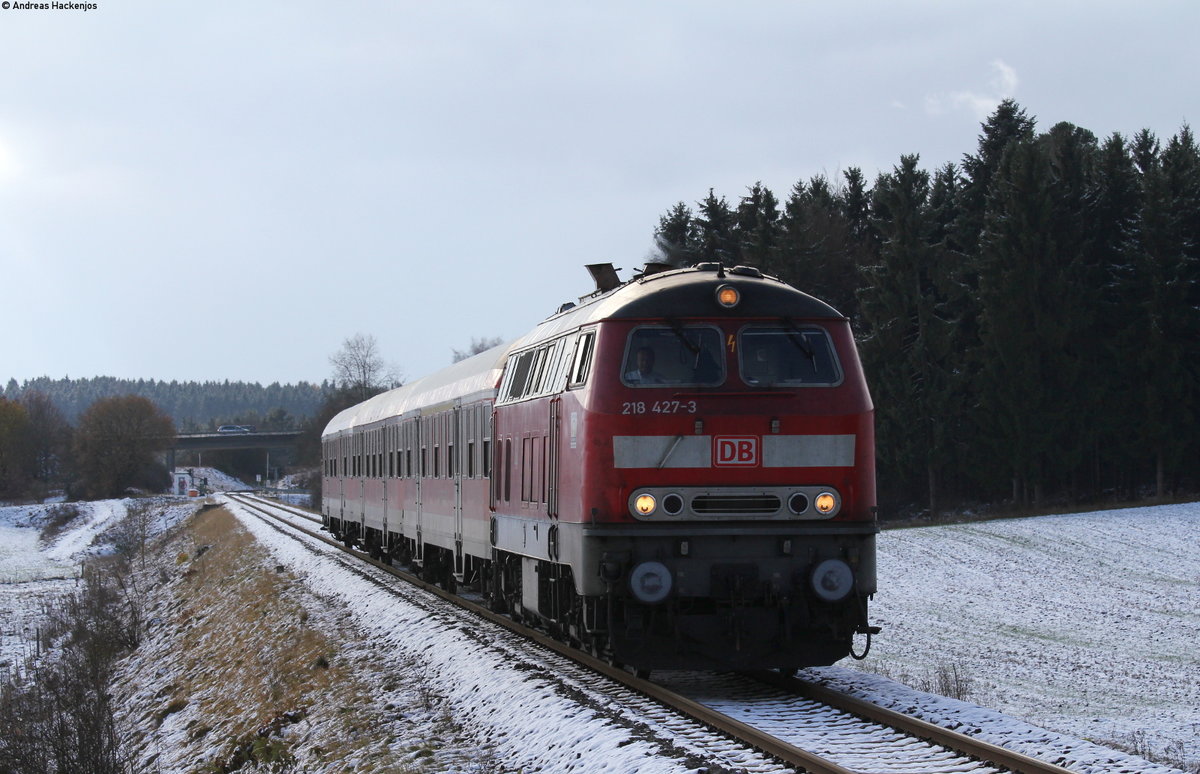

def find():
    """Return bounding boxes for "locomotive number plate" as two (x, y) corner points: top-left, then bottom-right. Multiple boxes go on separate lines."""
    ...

(622, 400), (698, 415)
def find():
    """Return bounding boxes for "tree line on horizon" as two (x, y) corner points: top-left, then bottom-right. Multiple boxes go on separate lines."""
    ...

(2, 376), (330, 430)
(654, 100), (1199, 516)
(0, 378), (336, 502)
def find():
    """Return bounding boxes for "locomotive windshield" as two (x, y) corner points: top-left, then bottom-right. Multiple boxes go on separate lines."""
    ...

(622, 326), (724, 387)
(739, 326), (842, 387)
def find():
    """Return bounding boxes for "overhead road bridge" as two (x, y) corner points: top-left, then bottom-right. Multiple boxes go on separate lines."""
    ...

(168, 430), (303, 474)
(173, 430), (302, 452)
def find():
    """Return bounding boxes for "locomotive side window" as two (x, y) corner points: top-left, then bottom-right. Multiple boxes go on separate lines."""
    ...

(621, 326), (724, 387)
(502, 350), (535, 401)
(738, 326), (843, 387)
(568, 331), (595, 387)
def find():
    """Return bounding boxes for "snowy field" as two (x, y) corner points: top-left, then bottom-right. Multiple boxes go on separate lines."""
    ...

(0, 497), (197, 673)
(839, 502), (1200, 769)
(0, 501), (127, 671)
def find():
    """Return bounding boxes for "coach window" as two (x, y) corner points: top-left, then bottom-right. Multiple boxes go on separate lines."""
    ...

(738, 326), (843, 387)
(622, 326), (724, 387)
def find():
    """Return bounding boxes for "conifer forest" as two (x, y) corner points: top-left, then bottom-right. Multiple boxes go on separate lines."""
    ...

(654, 100), (1199, 516)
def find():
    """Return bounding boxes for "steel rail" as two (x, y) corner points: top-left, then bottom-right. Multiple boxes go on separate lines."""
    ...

(752, 670), (1078, 774)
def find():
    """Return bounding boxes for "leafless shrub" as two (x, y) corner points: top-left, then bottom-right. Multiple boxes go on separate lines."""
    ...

(0, 561), (137, 773)
(39, 503), (83, 543)
(1101, 729), (1200, 773)
(865, 658), (978, 703)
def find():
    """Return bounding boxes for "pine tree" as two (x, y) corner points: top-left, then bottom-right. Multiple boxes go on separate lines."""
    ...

(694, 189), (736, 264)
(1084, 132), (1143, 497)
(655, 201), (696, 259)
(974, 136), (1078, 507)
(1134, 126), (1200, 496)
(858, 155), (959, 514)
(734, 182), (781, 273)
(956, 99), (1037, 257)
(778, 176), (863, 320)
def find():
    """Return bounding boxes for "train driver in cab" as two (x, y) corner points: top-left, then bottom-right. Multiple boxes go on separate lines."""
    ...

(624, 346), (663, 384)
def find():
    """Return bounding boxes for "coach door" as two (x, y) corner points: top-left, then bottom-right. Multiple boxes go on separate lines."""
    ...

(453, 402), (465, 578)
(414, 415), (423, 563)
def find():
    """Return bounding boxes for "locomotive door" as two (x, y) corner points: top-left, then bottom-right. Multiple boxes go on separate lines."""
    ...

(548, 397), (561, 518)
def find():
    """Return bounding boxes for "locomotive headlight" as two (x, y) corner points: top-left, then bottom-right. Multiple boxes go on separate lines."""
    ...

(634, 493), (657, 516)
(630, 561), (672, 603)
(810, 558), (854, 602)
(814, 491), (839, 514)
(715, 284), (740, 308)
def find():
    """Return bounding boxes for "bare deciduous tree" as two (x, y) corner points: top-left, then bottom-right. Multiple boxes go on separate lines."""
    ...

(451, 336), (505, 363)
(329, 333), (400, 402)
(73, 396), (174, 499)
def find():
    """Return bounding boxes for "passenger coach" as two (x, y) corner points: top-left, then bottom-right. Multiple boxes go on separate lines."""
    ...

(323, 261), (878, 671)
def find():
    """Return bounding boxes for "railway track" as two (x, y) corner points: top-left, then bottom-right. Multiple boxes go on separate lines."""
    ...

(228, 493), (1080, 774)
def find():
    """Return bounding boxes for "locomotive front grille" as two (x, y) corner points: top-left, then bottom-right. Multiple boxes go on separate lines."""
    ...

(691, 494), (781, 514)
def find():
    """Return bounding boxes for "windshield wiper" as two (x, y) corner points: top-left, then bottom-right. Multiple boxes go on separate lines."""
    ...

(783, 318), (816, 361)
(668, 320), (700, 355)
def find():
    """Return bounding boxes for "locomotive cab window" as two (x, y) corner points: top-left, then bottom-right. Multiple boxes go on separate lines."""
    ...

(738, 326), (843, 387)
(621, 326), (724, 387)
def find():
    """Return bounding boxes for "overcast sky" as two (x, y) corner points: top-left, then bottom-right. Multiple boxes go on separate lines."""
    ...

(2, 1), (1196, 387)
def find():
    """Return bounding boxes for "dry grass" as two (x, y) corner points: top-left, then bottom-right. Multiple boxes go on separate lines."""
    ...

(113, 505), (459, 773)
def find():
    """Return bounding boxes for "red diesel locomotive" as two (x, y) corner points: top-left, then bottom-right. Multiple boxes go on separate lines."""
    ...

(322, 262), (878, 671)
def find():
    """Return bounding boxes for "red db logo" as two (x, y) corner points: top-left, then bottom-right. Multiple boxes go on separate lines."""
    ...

(714, 436), (759, 467)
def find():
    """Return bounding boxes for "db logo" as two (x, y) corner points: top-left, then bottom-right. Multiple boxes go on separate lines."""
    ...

(714, 436), (759, 467)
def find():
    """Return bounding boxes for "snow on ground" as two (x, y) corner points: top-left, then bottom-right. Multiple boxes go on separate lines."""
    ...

(0, 497), (199, 673)
(2, 496), (1197, 771)
(836, 502), (1200, 770)
(181, 465), (254, 492)
(0, 500), (127, 672)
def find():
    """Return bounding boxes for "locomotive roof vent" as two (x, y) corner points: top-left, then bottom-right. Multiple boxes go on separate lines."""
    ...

(641, 261), (674, 276)
(586, 263), (622, 293)
(729, 265), (763, 278)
